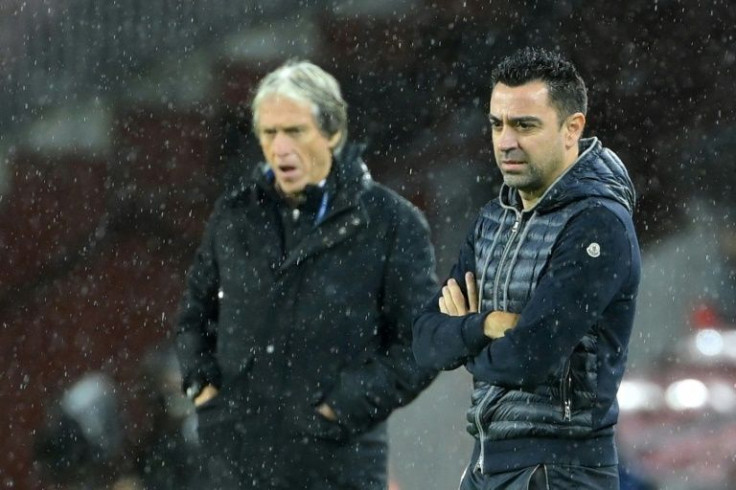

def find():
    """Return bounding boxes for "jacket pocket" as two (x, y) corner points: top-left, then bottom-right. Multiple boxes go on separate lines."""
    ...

(195, 392), (232, 436)
(294, 407), (348, 442)
(195, 362), (253, 427)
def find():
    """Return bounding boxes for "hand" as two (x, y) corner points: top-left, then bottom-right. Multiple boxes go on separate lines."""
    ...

(193, 384), (219, 407)
(439, 272), (479, 316)
(316, 402), (337, 421)
(483, 311), (520, 339)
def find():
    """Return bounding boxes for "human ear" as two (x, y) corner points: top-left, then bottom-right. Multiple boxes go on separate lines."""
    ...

(564, 112), (586, 147)
(328, 131), (342, 149)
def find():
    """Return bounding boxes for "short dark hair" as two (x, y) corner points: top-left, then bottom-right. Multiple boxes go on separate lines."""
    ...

(491, 47), (588, 123)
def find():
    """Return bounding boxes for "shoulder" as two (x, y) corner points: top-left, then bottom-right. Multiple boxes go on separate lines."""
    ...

(480, 197), (503, 213)
(216, 177), (260, 209)
(360, 180), (428, 226)
(568, 199), (636, 237)
(477, 197), (508, 225)
(202, 178), (263, 230)
(560, 200), (641, 268)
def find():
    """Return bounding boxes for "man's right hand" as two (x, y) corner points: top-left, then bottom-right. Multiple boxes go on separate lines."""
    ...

(439, 272), (479, 315)
(483, 311), (520, 339)
(194, 384), (219, 407)
(439, 271), (520, 339)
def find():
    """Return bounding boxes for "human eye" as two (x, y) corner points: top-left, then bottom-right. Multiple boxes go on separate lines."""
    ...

(516, 120), (539, 132)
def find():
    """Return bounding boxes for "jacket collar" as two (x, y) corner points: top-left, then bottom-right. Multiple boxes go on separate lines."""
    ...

(280, 143), (372, 271)
(241, 142), (372, 272)
(499, 137), (636, 215)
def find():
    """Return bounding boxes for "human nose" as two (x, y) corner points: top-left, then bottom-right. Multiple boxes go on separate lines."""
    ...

(495, 126), (518, 152)
(272, 131), (293, 156)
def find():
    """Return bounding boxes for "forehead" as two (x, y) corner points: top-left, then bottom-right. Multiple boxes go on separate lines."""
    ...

(257, 95), (315, 127)
(489, 81), (554, 117)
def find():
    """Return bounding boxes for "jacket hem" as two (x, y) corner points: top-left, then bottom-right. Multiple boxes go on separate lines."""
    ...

(479, 434), (617, 474)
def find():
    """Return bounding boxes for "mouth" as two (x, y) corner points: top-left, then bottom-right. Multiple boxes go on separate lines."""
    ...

(277, 164), (301, 180)
(501, 160), (526, 171)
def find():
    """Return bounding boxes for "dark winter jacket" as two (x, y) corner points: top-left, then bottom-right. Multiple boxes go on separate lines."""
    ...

(413, 138), (641, 474)
(175, 143), (437, 452)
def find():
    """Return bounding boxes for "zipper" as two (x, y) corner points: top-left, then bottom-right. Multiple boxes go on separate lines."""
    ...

(473, 386), (501, 474)
(492, 213), (522, 309)
(561, 360), (572, 421)
(473, 213), (521, 473)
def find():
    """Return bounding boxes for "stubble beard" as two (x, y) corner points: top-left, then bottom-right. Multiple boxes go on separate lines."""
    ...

(501, 163), (544, 194)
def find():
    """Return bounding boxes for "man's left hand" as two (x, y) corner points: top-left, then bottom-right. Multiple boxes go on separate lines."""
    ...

(316, 403), (337, 421)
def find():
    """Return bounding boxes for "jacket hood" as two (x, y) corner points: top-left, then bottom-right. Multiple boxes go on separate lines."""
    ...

(331, 141), (372, 191)
(500, 137), (636, 215)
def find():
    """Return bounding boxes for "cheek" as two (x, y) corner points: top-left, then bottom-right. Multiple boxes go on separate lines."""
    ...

(308, 141), (330, 161)
(526, 133), (553, 153)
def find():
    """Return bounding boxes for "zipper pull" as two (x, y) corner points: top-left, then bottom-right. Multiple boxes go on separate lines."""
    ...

(564, 400), (572, 421)
(511, 219), (520, 233)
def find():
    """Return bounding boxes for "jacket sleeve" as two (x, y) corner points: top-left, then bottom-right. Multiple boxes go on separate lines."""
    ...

(412, 219), (491, 370)
(466, 204), (639, 387)
(174, 205), (223, 393)
(323, 203), (440, 434)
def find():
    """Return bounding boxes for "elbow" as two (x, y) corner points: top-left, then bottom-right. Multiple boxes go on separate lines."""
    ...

(411, 312), (466, 371)
(413, 349), (448, 371)
(411, 336), (462, 372)
(411, 334), (435, 370)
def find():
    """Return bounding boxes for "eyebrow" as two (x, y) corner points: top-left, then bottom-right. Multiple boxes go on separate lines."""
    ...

(261, 124), (307, 132)
(487, 114), (543, 125)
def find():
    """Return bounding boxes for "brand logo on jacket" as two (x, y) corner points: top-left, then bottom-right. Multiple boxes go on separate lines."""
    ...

(586, 242), (601, 258)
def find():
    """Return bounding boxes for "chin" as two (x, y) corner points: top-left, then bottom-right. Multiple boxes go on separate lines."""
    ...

(503, 176), (526, 187)
(278, 181), (303, 194)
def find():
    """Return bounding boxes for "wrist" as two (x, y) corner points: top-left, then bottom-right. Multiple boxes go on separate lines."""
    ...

(185, 380), (204, 401)
(460, 313), (491, 353)
(483, 311), (519, 339)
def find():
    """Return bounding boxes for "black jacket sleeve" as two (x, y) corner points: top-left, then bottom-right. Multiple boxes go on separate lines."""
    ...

(174, 204), (223, 393)
(466, 205), (638, 387)
(412, 219), (491, 370)
(323, 203), (439, 433)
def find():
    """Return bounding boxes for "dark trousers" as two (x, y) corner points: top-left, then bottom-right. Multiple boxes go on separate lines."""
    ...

(459, 462), (620, 490)
(197, 416), (387, 490)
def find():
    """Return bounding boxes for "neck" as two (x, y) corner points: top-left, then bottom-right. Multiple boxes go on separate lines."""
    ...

(519, 192), (540, 211)
(275, 185), (305, 208)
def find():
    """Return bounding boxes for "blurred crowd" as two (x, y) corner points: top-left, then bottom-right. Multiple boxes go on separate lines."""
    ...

(32, 346), (204, 490)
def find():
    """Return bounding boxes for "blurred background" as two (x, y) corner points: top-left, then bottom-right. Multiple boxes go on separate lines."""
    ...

(1, 0), (734, 488)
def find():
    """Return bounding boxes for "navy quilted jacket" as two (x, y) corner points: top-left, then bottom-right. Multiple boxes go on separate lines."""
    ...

(413, 138), (641, 473)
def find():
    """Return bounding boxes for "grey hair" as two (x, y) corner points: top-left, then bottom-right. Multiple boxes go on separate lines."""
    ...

(251, 60), (348, 155)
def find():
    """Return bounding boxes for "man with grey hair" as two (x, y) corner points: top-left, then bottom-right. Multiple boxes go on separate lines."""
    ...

(175, 60), (438, 489)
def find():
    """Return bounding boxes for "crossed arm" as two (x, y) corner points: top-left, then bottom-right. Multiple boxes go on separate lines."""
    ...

(413, 265), (521, 371)
(439, 271), (519, 339)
